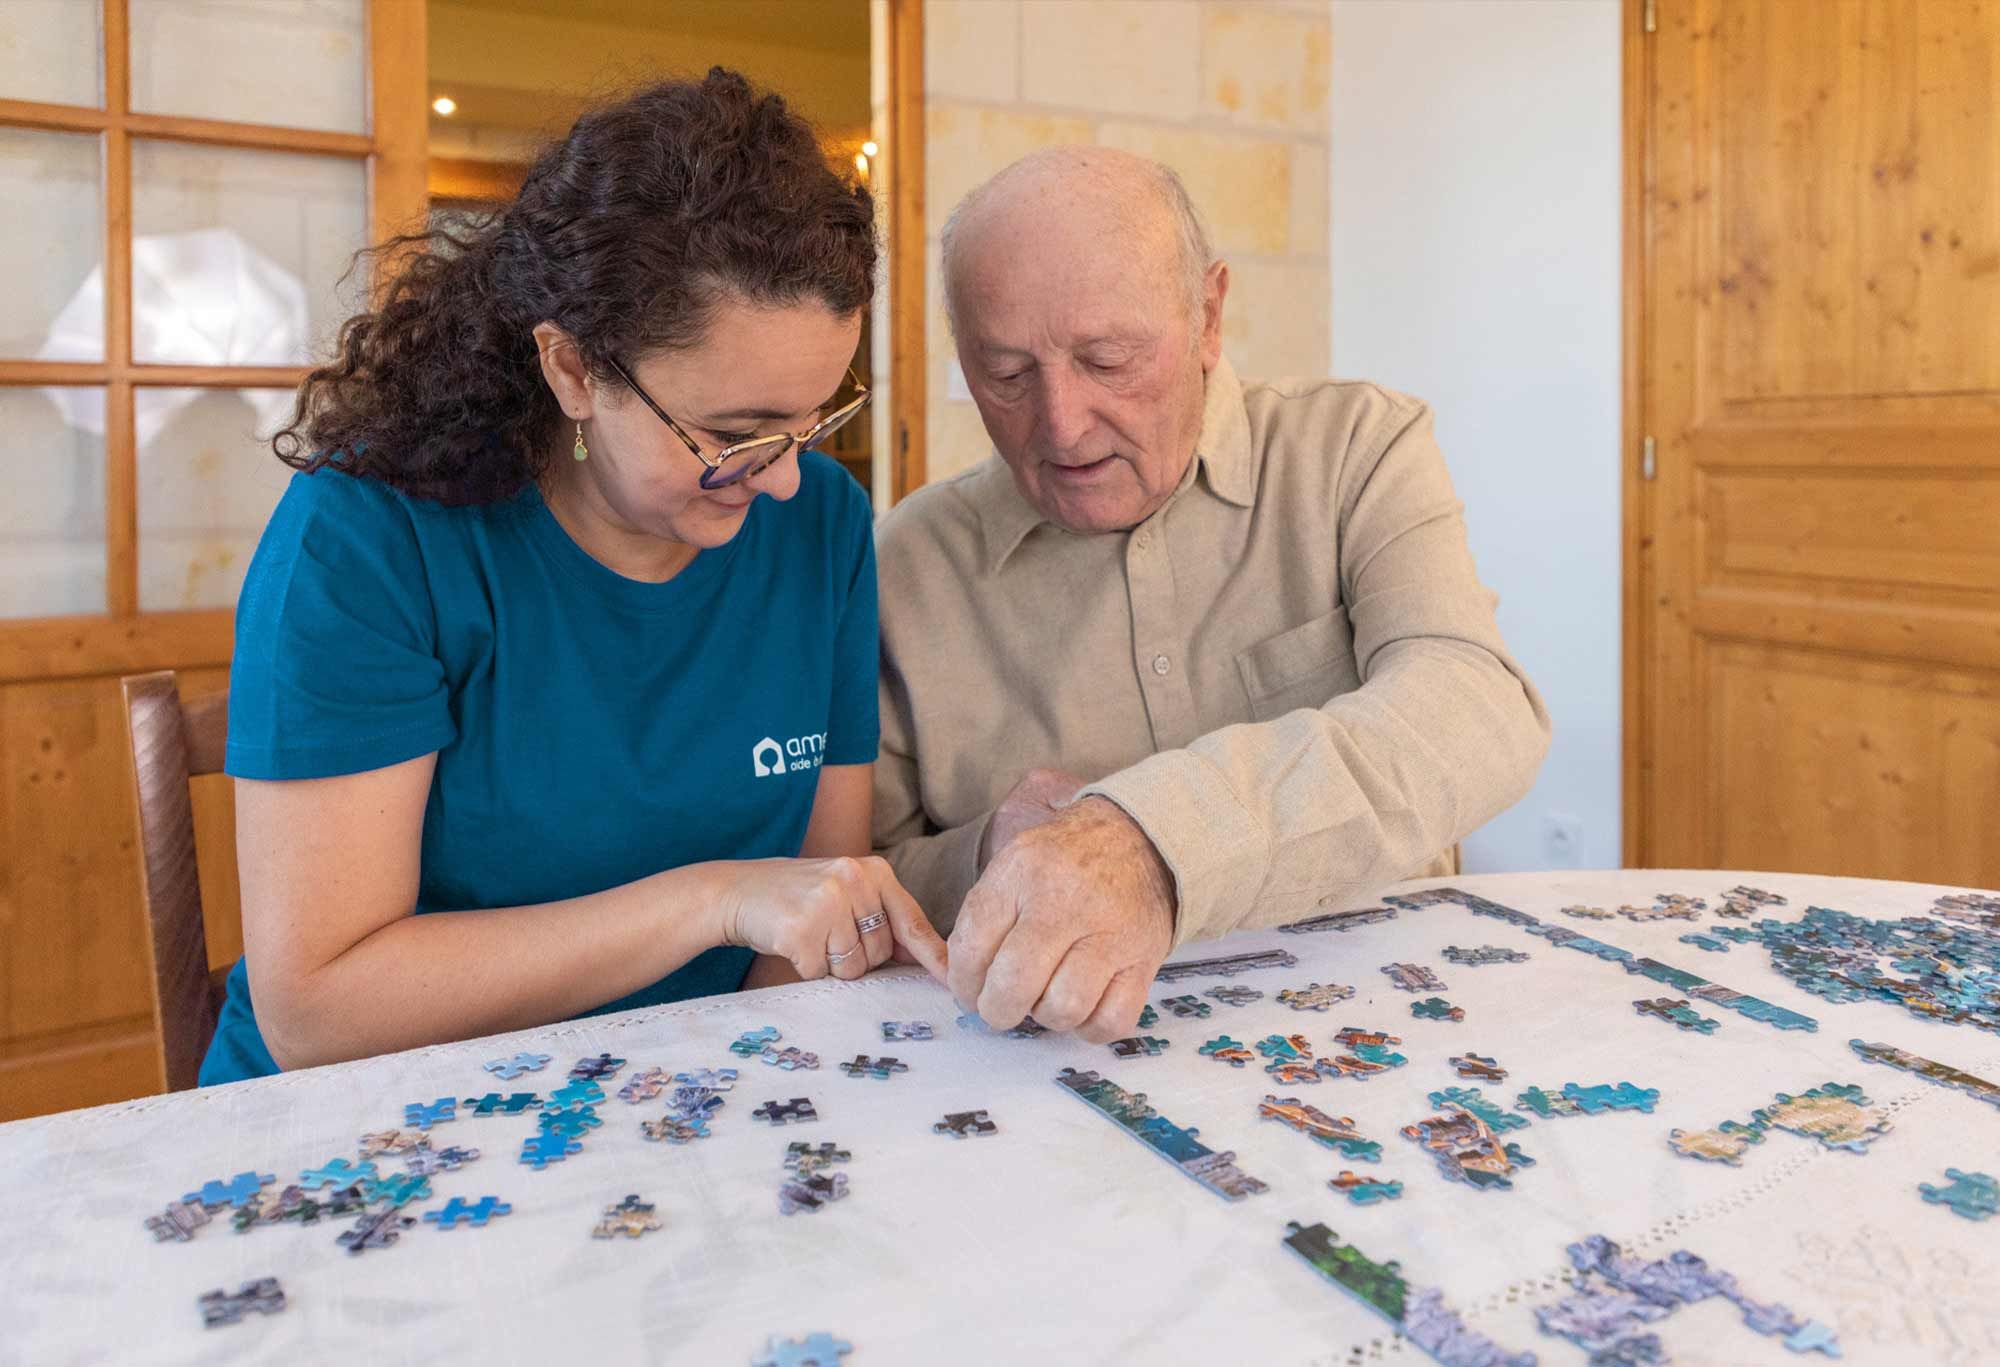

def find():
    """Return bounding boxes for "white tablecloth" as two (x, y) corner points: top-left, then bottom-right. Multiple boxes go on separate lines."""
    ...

(3, 870), (1997, 1367)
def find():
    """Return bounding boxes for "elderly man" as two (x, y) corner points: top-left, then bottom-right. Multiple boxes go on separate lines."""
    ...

(874, 147), (1550, 1042)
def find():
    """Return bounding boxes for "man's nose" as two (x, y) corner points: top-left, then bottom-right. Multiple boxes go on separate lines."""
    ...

(1034, 368), (1092, 453)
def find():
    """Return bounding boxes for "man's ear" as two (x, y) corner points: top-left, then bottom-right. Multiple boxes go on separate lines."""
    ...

(533, 321), (594, 420)
(1197, 261), (1229, 371)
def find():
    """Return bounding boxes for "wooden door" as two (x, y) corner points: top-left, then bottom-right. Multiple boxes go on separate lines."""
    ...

(0, 0), (426, 1119)
(1628, 0), (2000, 883)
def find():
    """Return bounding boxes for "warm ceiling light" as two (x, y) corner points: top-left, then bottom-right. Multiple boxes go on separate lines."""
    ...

(431, 95), (458, 117)
(854, 152), (869, 174)
(861, 140), (879, 158)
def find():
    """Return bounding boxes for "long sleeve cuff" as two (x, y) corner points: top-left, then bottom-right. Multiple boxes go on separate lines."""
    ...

(1079, 749), (1272, 950)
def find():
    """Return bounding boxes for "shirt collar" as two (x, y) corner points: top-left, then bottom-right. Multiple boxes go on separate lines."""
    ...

(974, 355), (1255, 573)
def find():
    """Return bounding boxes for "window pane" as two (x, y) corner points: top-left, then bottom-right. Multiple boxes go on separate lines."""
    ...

(130, 141), (368, 367)
(0, 0), (103, 108)
(137, 388), (295, 612)
(128, 0), (366, 135)
(0, 387), (106, 618)
(0, 128), (104, 362)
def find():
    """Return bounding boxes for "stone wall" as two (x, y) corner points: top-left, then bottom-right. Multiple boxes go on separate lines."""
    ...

(921, 0), (1330, 485)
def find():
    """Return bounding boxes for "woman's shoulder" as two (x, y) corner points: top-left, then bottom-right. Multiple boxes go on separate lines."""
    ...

(270, 464), (526, 555)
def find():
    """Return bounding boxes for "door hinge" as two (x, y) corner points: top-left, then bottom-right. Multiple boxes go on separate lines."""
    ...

(1642, 435), (1657, 481)
(1644, 0), (1656, 33)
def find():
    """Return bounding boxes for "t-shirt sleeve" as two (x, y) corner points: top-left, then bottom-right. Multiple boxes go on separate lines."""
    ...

(823, 471), (880, 767)
(225, 470), (458, 780)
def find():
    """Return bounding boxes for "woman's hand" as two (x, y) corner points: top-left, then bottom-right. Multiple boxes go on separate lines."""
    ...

(715, 856), (948, 983)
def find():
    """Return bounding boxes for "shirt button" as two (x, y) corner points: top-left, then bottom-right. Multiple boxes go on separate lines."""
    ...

(1134, 530), (1152, 550)
(1151, 654), (1171, 676)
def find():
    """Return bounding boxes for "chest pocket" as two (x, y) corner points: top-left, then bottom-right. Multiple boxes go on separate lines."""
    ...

(1234, 606), (1364, 721)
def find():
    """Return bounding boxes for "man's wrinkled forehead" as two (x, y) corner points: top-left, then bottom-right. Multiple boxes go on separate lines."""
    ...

(951, 204), (1184, 349)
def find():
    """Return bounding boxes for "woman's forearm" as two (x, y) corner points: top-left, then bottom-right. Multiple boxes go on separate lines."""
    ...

(257, 862), (734, 1070)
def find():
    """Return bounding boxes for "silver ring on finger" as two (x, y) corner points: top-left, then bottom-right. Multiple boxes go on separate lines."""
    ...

(827, 944), (861, 966)
(854, 912), (888, 936)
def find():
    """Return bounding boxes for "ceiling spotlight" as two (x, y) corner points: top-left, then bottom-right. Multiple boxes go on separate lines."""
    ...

(431, 95), (457, 117)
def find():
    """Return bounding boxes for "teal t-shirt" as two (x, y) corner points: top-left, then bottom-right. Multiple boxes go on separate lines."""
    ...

(200, 451), (878, 1085)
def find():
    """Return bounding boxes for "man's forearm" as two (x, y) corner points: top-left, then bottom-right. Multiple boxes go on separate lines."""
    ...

(1082, 637), (1550, 947)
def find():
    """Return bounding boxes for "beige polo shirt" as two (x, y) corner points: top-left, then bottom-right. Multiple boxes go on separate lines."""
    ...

(872, 357), (1551, 948)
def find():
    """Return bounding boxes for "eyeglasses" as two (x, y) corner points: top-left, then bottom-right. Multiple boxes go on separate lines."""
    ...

(605, 357), (871, 490)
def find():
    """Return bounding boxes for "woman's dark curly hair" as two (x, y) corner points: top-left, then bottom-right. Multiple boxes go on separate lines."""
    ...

(274, 68), (877, 505)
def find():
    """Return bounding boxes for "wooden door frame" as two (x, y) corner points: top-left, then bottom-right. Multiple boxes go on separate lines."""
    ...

(1620, 0), (1650, 868)
(883, 0), (925, 503)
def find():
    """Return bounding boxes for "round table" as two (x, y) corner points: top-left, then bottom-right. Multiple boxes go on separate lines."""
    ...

(1, 869), (1994, 1366)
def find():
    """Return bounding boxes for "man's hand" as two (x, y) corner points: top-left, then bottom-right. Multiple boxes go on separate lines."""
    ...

(949, 796), (1176, 1043)
(979, 768), (1089, 866)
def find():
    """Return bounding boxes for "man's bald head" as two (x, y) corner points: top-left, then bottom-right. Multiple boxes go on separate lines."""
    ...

(941, 146), (1215, 338)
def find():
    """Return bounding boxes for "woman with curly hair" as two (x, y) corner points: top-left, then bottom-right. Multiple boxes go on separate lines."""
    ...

(202, 69), (945, 1083)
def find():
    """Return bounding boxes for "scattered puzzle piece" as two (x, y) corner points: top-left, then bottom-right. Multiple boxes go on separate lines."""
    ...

(1426, 1086), (1529, 1133)
(618, 1067), (672, 1103)
(1266, 1061), (1322, 1085)
(483, 1052), (551, 1080)
(359, 1172), (430, 1207)
(1668, 1121), (1768, 1165)
(546, 1079), (605, 1110)
(1108, 1036), (1170, 1059)
(1401, 1105), (1536, 1190)
(358, 1129), (424, 1157)
(1136, 1005), (1158, 1028)
(183, 1172), (275, 1210)
(1258, 1095), (1380, 1160)
(1516, 1082), (1658, 1117)
(593, 1194), (663, 1238)
(673, 1067), (739, 1091)
(1284, 1222), (1537, 1365)
(729, 1026), (782, 1056)
(336, 1208), (415, 1254)
(1277, 906), (1399, 934)
(1410, 997), (1464, 1022)
(753, 1098), (819, 1125)
(1919, 1168), (1997, 1221)
(423, 1196), (510, 1229)
(1158, 994), (1214, 1018)
(1560, 904), (1613, 920)
(1257, 1032), (1313, 1060)
(1277, 982), (1357, 1011)
(640, 1115), (709, 1144)
(146, 1199), (210, 1242)
(761, 1047), (821, 1071)
(1155, 948), (1299, 981)
(880, 1020), (934, 1041)
(1678, 932), (1730, 953)
(837, 1054), (909, 1079)
(197, 1277), (284, 1328)
(784, 1141), (852, 1174)
(1752, 1081), (1892, 1153)
(1205, 985), (1264, 1007)
(778, 1172), (850, 1214)
(1198, 1035), (1255, 1067)
(1850, 1039), (2000, 1111)
(519, 1132), (583, 1169)
(538, 1106), (602, 1139)
(300, 1157), (376, 1191)
(463, 1092), (541, 1117)
(1447, 1053), (1507, 1082)
(1379, 962), (1446, 993)
(1441, 944), (1529, 967)
(402, 1097), (456, 1129)
(1633, 997), (1720, 1034)
(567, 1053), (625, 1082)
(752, 1332), (854, 1367)
(933, 1109), (998, 1138)
(403, 1143), (479, 1175)
(1328, 1171), (1404, 1205)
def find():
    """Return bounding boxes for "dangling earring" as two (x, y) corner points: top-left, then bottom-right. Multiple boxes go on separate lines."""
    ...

(572, 421), (589, 462)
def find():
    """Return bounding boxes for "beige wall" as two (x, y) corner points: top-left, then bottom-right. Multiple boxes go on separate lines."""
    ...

(921, 0), (1331, 486)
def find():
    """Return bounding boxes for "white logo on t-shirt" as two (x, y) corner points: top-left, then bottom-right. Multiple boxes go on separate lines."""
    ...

(752, 732), (828, 777)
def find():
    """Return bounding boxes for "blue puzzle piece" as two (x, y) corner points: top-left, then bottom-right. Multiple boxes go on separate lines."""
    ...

(403, 1097), (456, 1129)
(423, 1195), (512, 1229)
(729, 1026), (783, 1056)
(752, 1332), (854, 1367)
(1678, 932), (1730, 953)
(183, 1172), (274, 1209)
(1919, 1168), (1997, 1221)
(299, 1158), (376, 1191)
(360, 1172), (431, 1207)
(1427, 1086), (1531, 1133)
(483, 1052), (550, 1080)
(1564, 1081), (1661, 1115)
(519, 1132), (582, 1169)
(537, 1106), (602, 1138)
(545, 1079), (604, 1110)
(672, 1067), (739, 1090)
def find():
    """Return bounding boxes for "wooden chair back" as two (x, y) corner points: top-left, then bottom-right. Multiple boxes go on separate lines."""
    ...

(119, 671), (230, 1092)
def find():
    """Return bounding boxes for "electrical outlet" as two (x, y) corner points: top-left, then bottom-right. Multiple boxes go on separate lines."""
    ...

(1544, 811), (1584, 868)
